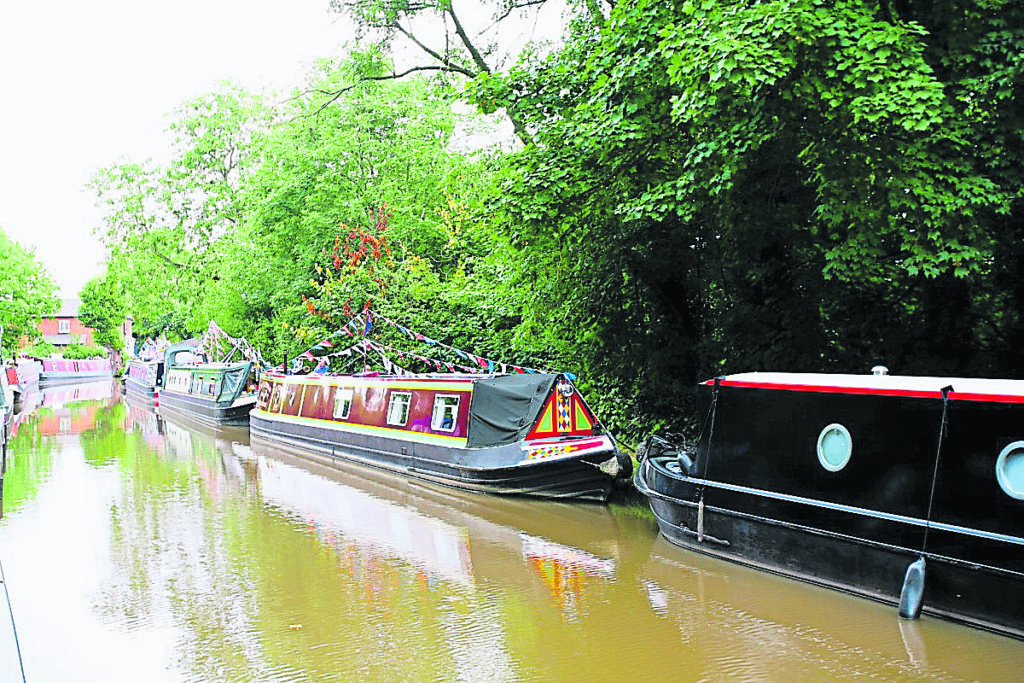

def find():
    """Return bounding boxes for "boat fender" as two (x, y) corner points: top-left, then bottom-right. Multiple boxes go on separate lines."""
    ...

(678, 449), (695, 476)
(635, 438), (649, 463)
(615, 451), (633, 479)
(898, 556), (927, 620)
(697, 493), (705, 543)
(597, 455), (621, 477)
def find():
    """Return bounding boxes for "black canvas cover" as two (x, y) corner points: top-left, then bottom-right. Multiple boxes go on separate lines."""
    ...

(466, 374), (558, 448)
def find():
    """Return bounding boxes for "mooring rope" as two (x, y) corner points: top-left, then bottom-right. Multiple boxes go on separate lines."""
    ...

(921, 385), (953, 554)
(698, 378), (722, 483)
(695, 378), (722, 543)
(0, 555), (26, 682)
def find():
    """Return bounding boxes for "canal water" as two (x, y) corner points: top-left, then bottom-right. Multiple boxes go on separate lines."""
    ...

(1, 382), (1021, 682)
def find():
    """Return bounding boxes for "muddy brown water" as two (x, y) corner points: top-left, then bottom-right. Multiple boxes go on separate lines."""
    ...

(1, 384), (1021, 681)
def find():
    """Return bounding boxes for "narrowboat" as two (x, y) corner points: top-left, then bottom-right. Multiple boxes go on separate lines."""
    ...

(157, 343), (258, 426)
(5, 359), (42, 411)
(4, 365), (20, 414)
(1, 365), (12, 462)
(123, 358), (163, 403)
(36, 357), (113, 387)
(634, 370), (1024, 640)
(249, 372), (632, 501)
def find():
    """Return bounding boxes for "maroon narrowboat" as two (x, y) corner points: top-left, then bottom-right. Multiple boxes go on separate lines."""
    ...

(249, 372), (632, 501)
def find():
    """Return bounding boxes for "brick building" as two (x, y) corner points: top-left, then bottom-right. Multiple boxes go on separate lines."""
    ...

(35, 298), (96, 349)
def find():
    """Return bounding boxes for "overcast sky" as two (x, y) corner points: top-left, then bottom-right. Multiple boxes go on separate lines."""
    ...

(0, 0), (348, 297)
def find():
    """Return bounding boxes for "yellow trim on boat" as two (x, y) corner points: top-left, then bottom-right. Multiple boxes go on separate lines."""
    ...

(263, 375), (475, 393)
(252, 408), (470, 448)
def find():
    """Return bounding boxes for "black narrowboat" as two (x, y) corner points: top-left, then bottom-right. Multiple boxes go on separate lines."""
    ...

(634, 370), (1024, 640)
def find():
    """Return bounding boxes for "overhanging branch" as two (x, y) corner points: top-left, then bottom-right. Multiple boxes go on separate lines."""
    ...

(302, 66), (475, 117)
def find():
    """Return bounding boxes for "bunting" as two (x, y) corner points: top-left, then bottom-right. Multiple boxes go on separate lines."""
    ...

(287, 310), (575, 379)
(367, 310), (563, 377)
(198, 320), (264, 367)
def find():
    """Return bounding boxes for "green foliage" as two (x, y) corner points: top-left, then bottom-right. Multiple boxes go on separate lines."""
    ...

(86, 4), (1024, 443)
(79, 275), (127, 350)
(467, 0), (1024, 435)
(62, 343), (109, 359)
(0, 227), (59, 355)
(210, 56), (490, 362)
(89, 84), (272, 341)
(22, 339), (56, 358)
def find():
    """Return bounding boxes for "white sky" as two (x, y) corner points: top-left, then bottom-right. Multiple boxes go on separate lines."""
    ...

(0, 1), (566, 299)
(0, 0), (349, 297)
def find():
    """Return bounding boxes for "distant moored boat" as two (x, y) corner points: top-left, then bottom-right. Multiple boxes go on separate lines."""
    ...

(157, 343), (258, 427)
(36, 357), (113, 387)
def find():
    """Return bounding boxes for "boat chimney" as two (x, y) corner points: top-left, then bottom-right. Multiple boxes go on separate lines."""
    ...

(871, 365), (889, 376)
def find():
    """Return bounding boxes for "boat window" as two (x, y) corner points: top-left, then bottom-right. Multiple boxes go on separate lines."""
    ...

(334, 388), (354, 420)
(191, 375), (202, 393)
(387, 392), (412, 426)
(269, 385), (283, 413)
(996, 441), (1024, 500)
(431, 395), (460, 432)
(258, 383), (272, 409)
(817, 423), (852, 472)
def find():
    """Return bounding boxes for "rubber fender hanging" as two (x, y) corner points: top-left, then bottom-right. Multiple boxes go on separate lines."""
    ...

(898, 556), (927, 620)
(615, 451), (633, 479)
(678, 448), (695, 476)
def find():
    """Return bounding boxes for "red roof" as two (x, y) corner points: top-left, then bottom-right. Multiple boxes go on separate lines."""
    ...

(705, 372), (1024, 403)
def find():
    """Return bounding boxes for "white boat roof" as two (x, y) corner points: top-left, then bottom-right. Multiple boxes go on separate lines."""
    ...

(708, 372), (1024, 402)
(171, 361), (249, 370)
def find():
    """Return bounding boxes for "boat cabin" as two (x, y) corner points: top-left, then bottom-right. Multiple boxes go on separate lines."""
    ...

(255, 372), (600, 450)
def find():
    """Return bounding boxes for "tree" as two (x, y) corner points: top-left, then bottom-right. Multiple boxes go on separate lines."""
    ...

(79, 275), (127, 351)
(213, 55), (492, 361)
(0, 227), (59, 356)
(473, 0), (1024, 435)
(89, 84), (272, 340)
(326, 1), (613, 143)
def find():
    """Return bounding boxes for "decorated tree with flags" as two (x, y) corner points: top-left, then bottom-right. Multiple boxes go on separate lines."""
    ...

(290, 204), (395, 350)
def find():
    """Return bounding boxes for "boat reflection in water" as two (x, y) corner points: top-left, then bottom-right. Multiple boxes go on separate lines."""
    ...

(133, 413), (637, 680)
(11, 380), (117, 438)
(1, 380), (122, 523)
(242, 434), (1022, 681)
(122, 396), (165, 451)
(636, 542), (1024, 681)
(245, 435), (623, 611)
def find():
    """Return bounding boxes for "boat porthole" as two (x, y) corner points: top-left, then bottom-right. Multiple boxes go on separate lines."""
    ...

(996, 441), (1024, 500)
(817, 423), (852, 472)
